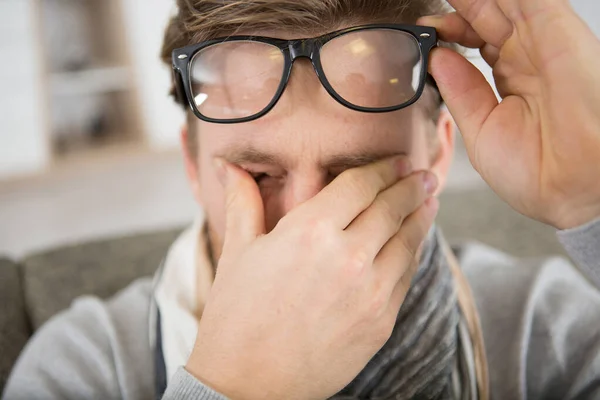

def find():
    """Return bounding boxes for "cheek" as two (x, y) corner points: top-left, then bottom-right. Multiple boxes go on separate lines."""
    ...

(409, 130), (433, 170)
(201, 171), (227, 260)
(197, 143), (227, 255)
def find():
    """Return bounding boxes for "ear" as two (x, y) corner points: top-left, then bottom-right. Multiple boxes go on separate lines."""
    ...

(181, 125), (203, 205)
(430, 109), (455, 196)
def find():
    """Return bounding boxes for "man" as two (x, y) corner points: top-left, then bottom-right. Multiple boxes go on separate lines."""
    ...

(4, 0), (600, 398)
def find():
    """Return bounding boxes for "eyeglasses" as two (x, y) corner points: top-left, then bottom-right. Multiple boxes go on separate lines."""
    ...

(172, 24), (437, 124)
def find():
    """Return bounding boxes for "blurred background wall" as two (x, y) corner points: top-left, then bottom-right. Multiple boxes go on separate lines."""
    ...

(0, 0), (598, 257)
(0, 0), (184, 180)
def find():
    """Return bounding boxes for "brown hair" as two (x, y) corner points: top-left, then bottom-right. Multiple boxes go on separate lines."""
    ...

(160, 0), (452, 154)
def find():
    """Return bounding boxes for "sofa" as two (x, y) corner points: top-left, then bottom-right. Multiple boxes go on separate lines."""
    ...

(0, 185), (566, 393)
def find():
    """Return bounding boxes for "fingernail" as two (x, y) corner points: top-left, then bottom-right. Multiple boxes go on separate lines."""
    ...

(214, 158), (227, 185)
(394, 157), (413, 177)
(418, 14), (442, 24)
(423, 172), (439, 195)
(425, 14), (444, 21)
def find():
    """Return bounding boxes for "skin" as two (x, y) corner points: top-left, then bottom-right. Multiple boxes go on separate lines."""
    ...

(182, 45), (455, 399)
(185, 57), (455, 261)
(420, 0), (600, 230)
(179, 0), (600, 397)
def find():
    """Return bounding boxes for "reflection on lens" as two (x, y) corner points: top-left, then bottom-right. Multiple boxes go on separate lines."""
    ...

(194, 93), (208, 106)
(190, 41), (285, 120)
(320, 29), (422, 109)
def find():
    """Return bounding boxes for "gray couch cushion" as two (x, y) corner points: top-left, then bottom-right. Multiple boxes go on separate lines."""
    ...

(0, 258), (30, 391)
(21, 228), (182, 330)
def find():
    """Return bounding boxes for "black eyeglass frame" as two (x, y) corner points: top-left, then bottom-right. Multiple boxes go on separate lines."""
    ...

(172, 24), (438, 124)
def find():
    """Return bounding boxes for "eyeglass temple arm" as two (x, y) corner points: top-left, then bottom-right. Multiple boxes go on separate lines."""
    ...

(171, 68), (189, 110)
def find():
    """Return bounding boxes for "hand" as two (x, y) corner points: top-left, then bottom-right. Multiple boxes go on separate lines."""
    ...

(419, 0), (600, 229)
(185, 157), (439, 400)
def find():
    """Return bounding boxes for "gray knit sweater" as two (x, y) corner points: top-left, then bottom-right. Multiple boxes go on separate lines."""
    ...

(4, 219), (600, 400)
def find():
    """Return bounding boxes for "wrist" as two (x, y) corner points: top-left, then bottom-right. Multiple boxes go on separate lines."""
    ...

(552, 203), (600, 231)
(186, 347), (286, 400)
(186, 354), (252, 400)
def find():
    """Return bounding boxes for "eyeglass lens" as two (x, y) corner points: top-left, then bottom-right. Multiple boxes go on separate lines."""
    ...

(189, 29), (422, 120)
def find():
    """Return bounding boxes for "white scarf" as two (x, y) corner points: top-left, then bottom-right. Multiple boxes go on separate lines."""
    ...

(153, 212), (213, 383)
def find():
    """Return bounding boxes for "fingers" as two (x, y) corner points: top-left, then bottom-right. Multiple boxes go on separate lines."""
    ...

(299, 156), (412, 229)
(444, 0), (513, 49)
(346, 171), (438, 258)
(215, 158), (266, 256)
(418, 13), (485, 49)
(428, 47), (498, 168)
(418, 12), (501, 68)
(480, 44), (500, 67)
(378, 197), (440, 314)
(515, 1), (591, 70)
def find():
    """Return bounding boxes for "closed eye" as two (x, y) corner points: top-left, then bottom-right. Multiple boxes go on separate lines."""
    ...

(251, 172), (269, 183)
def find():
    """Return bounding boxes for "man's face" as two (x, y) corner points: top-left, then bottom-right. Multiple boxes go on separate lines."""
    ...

(182, 31), (455, 259)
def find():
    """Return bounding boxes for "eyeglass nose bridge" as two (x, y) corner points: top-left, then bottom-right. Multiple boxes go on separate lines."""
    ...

(288, 38), (317, 60)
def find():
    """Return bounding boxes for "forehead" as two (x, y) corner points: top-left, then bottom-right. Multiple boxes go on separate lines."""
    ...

(198, 103), (421, 170)
(192, 22), (430, 162)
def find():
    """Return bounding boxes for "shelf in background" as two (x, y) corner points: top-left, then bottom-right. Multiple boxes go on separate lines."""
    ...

(50, 65), (131, 97)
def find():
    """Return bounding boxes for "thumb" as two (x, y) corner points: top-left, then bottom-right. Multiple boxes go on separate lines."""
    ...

(429, 47), (498, 169)
(215, 158), (266, 255)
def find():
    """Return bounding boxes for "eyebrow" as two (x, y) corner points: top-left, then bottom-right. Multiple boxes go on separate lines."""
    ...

(220, 148), (283, 165)
(218, 146), (406, 170)
(325, 152), (406, 170)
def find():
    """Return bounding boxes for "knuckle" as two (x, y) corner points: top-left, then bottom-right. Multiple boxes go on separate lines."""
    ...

(397, 232), (418, 260)
(299, 217), (336, 245)
(367, 288), (388, 318)
(372, 317), (395, 347)
(370, 168), (388, 190)
(310, 217), (335, 237)
(342, 248), (371, 279)
(463, 1), (485, 24)
(378, 198), (403, 228)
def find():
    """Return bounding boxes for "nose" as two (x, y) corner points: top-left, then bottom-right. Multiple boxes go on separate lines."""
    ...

(265, 170), (330, 231)
(280, 58), (328, 111)
(285, 172), (329, 212)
